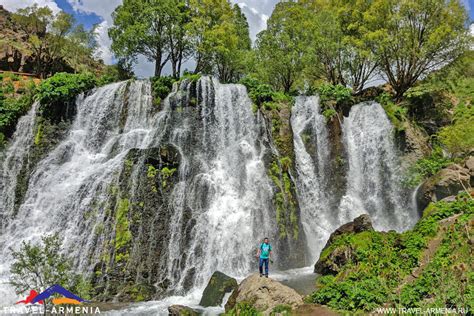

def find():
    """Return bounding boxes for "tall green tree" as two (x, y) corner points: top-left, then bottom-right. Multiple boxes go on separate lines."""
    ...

(109, 0), (193, 77)
(365, 0), (470, 98)
(188, 0), (251, 82)
(255, 1), (309, 93)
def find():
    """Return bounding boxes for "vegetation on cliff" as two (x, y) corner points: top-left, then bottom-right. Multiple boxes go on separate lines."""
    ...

(309, 194), (473, 312)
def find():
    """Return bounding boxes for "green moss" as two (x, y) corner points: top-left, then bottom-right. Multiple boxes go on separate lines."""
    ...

(34, 123), (43, 145)
(161, 167), (176, 188)
(268, 159), (298, 239)
(115, 198), (132, 263)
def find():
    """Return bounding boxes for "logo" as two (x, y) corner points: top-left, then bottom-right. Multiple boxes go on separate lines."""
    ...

(15, 284), (88, 305)
(2, 285), (100, 315)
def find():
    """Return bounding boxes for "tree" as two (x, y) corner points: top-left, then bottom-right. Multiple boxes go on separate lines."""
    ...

(364, 0), (470, 98)
(298, 0), (377, 94)
(165, 1), (193, 78)
(255, 2), (309, 92)
(9, 234), (89, 306)
(109, 0), (192, 77)
(188, 0), (251, 82)
(11, 5), (98, 77)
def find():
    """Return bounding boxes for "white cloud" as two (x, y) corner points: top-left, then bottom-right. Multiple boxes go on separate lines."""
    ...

(232, 0), (279, 40)
(0, 0), (61, 14)
(94, 20), (113, 64)
(64, 0), (121, 65)
(66, 0), (121, 23)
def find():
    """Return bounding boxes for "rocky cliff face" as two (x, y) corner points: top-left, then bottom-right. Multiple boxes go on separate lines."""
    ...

(0, 6), (30, 73)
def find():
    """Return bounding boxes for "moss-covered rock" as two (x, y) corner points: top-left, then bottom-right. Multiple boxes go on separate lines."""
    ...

(199, 271), (238, 307)
(309, 193), (473, 312)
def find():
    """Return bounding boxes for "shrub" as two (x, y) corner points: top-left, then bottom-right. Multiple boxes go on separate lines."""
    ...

(403, 146), (454, 187)
(437, 104), (474, 156)
(150, 76), (177, 106)
(36, 72), (97, 106)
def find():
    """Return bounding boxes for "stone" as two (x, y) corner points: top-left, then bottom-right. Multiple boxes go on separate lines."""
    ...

(225, 273), (303, 315)
(199, 271), (238, 307)
(320, 214), (373, 252)
(168, 305), (199, 316)
(418, 163), (471, 210)
(314, 214), (373, 275)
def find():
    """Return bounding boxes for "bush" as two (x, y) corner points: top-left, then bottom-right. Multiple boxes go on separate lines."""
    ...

(403, 146), (454, 187)
(224, 302), (261, 316)
(437, 105), (474, 156)
(376, 92), (407, 132)
(0, 78), (36, 145)
(36, 72), (97, 106)
(318, 83), (353, 105)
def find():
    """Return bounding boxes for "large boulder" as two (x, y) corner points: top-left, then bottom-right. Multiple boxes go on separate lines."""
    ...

(225, 273), (303, 315)
(199, 271), (238, 307)
(314, 214), (373, 275)
(321, 214), (373, 251)
(417, 163), (471, 210)
(168, 305), (199, 316)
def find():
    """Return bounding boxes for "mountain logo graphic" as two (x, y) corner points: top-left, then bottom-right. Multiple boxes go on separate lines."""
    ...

(15, 284), (88, 305)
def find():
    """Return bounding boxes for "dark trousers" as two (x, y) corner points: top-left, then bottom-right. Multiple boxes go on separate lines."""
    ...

(259, 258), (269, 275)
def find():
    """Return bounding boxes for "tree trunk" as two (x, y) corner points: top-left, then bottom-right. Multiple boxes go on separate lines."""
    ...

(154, 52), (163, 77)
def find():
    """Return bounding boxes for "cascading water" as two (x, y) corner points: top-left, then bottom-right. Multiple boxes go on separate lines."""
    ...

(0, 77), (276, 306)
(291, 96), (336, 261)
(338, 102), (417, 231)
(163, 77), (275, 292)
(291, 99), (418, 262)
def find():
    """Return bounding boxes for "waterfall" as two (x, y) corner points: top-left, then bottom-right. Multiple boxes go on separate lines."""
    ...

(291, 99), (417, 262)
(338, 102), (417, 231)
(0, 102), (39, 223)
(291, 96), (336, 261)
(0, 77), (418, 307)
(163, 77), (275, 292)
(0, 77), (275, 304)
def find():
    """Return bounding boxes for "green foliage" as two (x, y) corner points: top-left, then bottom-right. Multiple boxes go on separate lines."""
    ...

(364, 0), (470, 97)
(310, 194), (474, 312)
(151, 76), (176, 106)
(189, 0), (251, 82)
(224, 302), (261, 316)
(399, 195), (473, 309)
(0, 77), (36, 145)
(161, 167), (177, 188)
(240, 76), (293, 111)
(12, 4), (100, 77)
(376, 92), (407, 132)
(270, 304), (292, 315)
(438, 105), (474, 156)
(269, 159), (298, 239)
(404, 147), (454, 187)
(318, 84), (352, 105)
(9, 233), (89, 300)
(36, 72), (97, 106)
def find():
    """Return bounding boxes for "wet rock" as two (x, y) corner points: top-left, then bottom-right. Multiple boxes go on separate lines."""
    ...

(314, 214), (373, 275)
(199, 271), (237, 307)
(225, 273), (303, 315)
(418, 163), (471, 210)
(168, 305), (199, 316)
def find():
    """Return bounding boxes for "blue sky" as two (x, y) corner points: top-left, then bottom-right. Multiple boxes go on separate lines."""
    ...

(1, 0), (473, 77)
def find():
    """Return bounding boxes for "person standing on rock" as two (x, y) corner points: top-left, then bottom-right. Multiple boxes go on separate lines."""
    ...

(256, 237), (272, 277)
